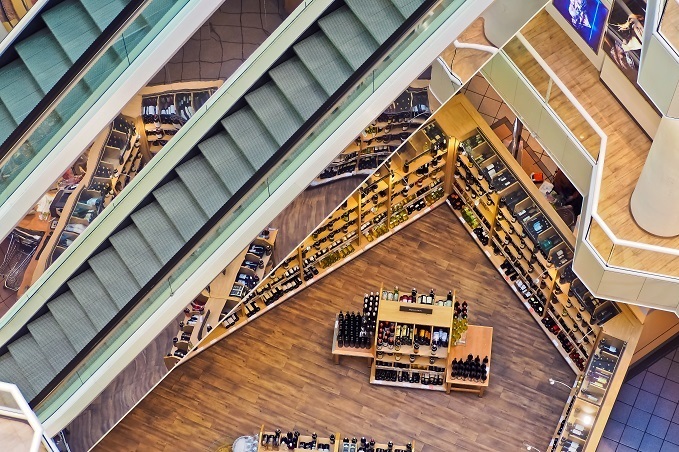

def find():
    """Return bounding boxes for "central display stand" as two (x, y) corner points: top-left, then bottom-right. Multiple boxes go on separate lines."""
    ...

(369, 298), (453, 392)
(331, 284), (493, 396)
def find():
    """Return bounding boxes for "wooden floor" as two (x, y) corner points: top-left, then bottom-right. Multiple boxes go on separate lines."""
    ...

(96, 205), (574, 452)
(65, 313), (182, 452)
(518, 12), (679, 277)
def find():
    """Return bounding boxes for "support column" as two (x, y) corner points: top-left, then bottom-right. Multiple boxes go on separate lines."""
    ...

(630, 116), (679, 236)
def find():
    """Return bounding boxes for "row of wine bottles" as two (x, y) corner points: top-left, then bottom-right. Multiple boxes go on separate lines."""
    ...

(450, 354), (488, 382)
(259, 430), (412, 452)
(374, 368), (444, 386)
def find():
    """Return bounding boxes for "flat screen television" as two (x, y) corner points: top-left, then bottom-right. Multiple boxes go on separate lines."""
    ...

(553, 0), (609, 52)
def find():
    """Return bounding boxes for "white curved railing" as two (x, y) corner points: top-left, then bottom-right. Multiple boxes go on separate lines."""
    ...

(509, 33), (679, 283)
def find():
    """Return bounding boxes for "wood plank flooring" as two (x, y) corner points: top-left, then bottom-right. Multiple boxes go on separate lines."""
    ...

(96, 205), (574, 452)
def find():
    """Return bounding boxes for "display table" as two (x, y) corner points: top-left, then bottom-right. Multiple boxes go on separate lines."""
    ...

(446, 325), (493, 396)
(331, 313), (374, 365)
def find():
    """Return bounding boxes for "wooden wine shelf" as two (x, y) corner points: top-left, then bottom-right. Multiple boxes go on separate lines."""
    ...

(446, 325), (492, 396)
(165, 230), (277, 368)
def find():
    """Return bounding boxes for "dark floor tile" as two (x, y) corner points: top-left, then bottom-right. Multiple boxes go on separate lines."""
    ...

(637, 390), (661, 413)
(620, 426), (644, 449)
(611, 401), (633, 424)
(629, 371), (648, 389)
(656, 398), (678, 421)
(641, 433), (665, 452)
(668, 362), (679, 384)
(648, 415), (672, 439)
(652, 359), (674, 378)
(672, 349), (679, 363)
(646, 373), (670, 396)
(620, 383), (641, 405)
(597, 438), (619, 452)
(663, 381), (679, 403)
(661, 441), (679, 452)
(616, 444), (637, 452)
(596, 438), (618, 452)
(665, 423), (679, 445)
(604, 420), (626, 442)
(628, 407), (652, 430)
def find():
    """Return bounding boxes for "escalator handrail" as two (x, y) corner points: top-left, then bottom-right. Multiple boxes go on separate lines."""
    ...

(0, 0), (149, 162)
(0, 0), (51, 56)
(29, 0), (440, 408)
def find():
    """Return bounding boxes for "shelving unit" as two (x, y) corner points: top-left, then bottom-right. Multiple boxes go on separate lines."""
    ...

(313, 87), (431, 186)
(257, 426), (339, 452)
(255, 425), (414, 452)
(369, 298), (454, 392)
(41, 115), (136, 269)
(549, 334), (626, 452)
(164, 230), (277, 369)
(435, 95), (624, 373)
(141, 87), (218, 156)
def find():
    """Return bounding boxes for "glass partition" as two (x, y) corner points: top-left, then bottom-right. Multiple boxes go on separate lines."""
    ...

(0, 0), (189, 207)
(659, 0), (679, 55)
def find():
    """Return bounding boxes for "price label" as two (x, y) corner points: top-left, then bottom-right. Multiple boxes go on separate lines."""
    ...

(552, 339), (559, 347)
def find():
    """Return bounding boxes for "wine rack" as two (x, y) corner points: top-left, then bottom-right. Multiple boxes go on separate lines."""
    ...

(45, 115), (136, 268)
(255, 425), (415, 452)
(141, 86), (219, 155)
(361, 286), (492, 396)
(549, 334), (626, 451)
(446, 126), (616, 373)
(313, 87), (431, 186)
(164, 229), (277, 369)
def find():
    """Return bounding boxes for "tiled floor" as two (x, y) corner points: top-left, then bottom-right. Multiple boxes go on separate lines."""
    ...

(598, 349), (679, 452)
(148, 0), (284, 85)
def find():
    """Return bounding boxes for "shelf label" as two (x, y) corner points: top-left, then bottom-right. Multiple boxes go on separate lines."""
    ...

(399, 306), (433, 314)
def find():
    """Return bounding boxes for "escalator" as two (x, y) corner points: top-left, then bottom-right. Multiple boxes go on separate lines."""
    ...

(0, 0), (437, 404)
(0, 0), (175, 208)
(0, 0), (158, 145)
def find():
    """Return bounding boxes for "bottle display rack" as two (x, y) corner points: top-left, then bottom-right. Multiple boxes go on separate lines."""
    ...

(256, 425), (414, 452)
(141, 88), (217, 155)
(47, 115), (137, 267)
(195, 115), (455, 351)
(329, 282), (492, 396)
(164, 229), (277, 369)
(445, 124), (622, 372)
(313, 87), (431, 186)
(549, 334), (626, 452)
